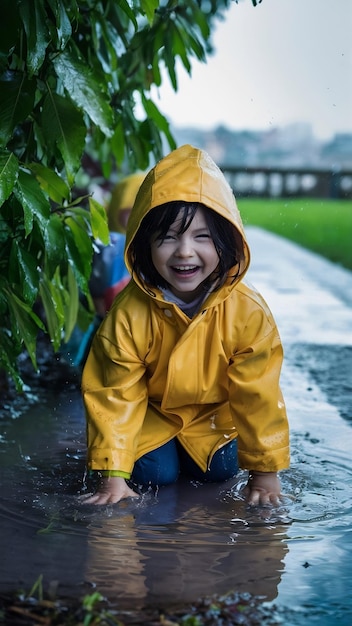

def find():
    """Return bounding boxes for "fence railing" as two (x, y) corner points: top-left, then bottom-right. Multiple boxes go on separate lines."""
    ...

(220, 166), (352, 199)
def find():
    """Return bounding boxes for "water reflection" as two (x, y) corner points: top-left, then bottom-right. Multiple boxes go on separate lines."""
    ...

(1, 366), (352, 624)
(82, 479), (289, 607)
(0, 390), (289, 606)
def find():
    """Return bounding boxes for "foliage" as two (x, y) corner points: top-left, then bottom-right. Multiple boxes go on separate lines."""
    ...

(1, 582), (282, 625)
(0, 0), (259, 389)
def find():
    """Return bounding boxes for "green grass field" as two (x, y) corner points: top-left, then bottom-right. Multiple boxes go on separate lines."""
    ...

(237, 198), (352, 271)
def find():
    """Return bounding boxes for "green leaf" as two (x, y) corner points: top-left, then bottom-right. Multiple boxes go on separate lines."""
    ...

(0, 330), (23, 392)
(29, 162), (71, 203)
(172, 25), (191, 72)
(0, 0), (22, 60)
(164, 36), (177, 90)
(46, 0), (72, 50)
(0, 71), (36, 147)
(41, 91), (86, 185)
(141, 94), (171, 134)
(89, 197), (109, 245)
(5, 289), (45, 371)
(64, 205), (91, 220)
(52, 46), (115, 137)
(141, 95), (176, 150)
(110, 121), (125, 166)
(188, 6), (210, 41)
(14, 169), (50, 237)
(63, 264), (79, 341)
(44, 212), (67, 276)
(18, 0), (51, 76)
(10, 240), (39, 305)
(151, 54), (161, 87)
(0, 150), (19, 207)
(64, 215), (92, 293)
(76, 295), (94, 333)
(140, 0), (159, 25)
(115, 0), (138, 30)
(92, 17), (119, 74)
(39, 272), (64, 351)
(177, 16), (207, 62)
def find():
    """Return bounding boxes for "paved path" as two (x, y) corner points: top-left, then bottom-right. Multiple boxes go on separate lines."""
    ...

(245, 226), (352, 448)
(245, 226), (352, 347)
(244, 229), (352, 624)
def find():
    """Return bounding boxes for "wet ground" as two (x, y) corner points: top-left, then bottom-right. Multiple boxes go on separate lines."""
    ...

(0, 227), (351, 625)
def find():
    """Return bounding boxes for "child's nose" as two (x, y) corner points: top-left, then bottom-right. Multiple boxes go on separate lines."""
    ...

(175, 236), (193, 256)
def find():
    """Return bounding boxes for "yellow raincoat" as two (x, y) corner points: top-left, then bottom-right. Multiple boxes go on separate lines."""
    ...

(82, 145), (289, 476)
(106, 172), (146, 233)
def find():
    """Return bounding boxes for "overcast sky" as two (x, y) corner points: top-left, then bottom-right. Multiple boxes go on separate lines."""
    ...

(149, 0), (352, 140)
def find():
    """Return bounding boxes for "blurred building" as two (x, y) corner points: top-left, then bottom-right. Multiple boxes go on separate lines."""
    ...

(171, 123), (352, 171)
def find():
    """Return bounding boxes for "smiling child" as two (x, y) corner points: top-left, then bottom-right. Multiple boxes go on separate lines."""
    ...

(81, 145), (289, 506)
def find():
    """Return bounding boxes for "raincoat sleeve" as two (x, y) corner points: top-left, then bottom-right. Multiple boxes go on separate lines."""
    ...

(227, 304), (289, 472)
(82, 312), (148, 475)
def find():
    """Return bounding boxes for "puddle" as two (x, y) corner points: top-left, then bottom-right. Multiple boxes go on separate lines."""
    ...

(0, 347), (352, 626)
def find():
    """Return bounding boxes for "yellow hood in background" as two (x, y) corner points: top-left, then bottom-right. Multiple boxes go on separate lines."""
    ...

(107, 172), (146, 232)
(125, 145), (250, 280)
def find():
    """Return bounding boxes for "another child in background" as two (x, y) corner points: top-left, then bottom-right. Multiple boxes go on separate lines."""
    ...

(81, 145), (290, 506)
(62, 173), (145, 369)
(106, 172), (146, 234)
(90, 171), (146, 316)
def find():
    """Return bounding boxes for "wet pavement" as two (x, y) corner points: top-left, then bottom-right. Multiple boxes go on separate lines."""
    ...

(246, 226), (352, 347)
(0, 226), (351, 625)
(247, 227), (352, 623)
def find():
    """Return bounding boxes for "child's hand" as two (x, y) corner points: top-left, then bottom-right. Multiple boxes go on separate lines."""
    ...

(80, 477), (139, 505)
(243, 471), (282, 507)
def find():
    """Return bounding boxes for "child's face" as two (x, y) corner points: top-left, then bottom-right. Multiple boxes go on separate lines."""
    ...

(151, 207), (219, 303)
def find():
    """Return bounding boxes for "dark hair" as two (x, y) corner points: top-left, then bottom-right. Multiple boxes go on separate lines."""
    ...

(130, 202), (245, 291)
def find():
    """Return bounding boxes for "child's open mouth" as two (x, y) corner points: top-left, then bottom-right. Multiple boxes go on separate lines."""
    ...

(171, 265), (199, 276)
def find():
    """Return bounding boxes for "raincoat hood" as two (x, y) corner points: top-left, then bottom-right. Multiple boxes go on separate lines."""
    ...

(107, 172), (146, 232)
(124, 145), (250, 289)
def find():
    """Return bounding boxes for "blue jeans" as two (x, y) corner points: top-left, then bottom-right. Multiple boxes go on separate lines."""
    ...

(131, 438), (238, 487)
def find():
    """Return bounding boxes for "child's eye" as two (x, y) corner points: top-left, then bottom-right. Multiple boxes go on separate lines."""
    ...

(155, 233), (174, 242)
(196, 233), (211, 239)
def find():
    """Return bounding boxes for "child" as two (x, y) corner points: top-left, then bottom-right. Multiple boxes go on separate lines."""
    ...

(106, 172), (146, 234)
(90, 172), (146, 316)
(71, 173), (145, 367)
(81, 145), (289, 506)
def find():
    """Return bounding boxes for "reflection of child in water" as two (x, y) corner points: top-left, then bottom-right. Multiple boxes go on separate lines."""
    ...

(82, 145), (290, 506)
